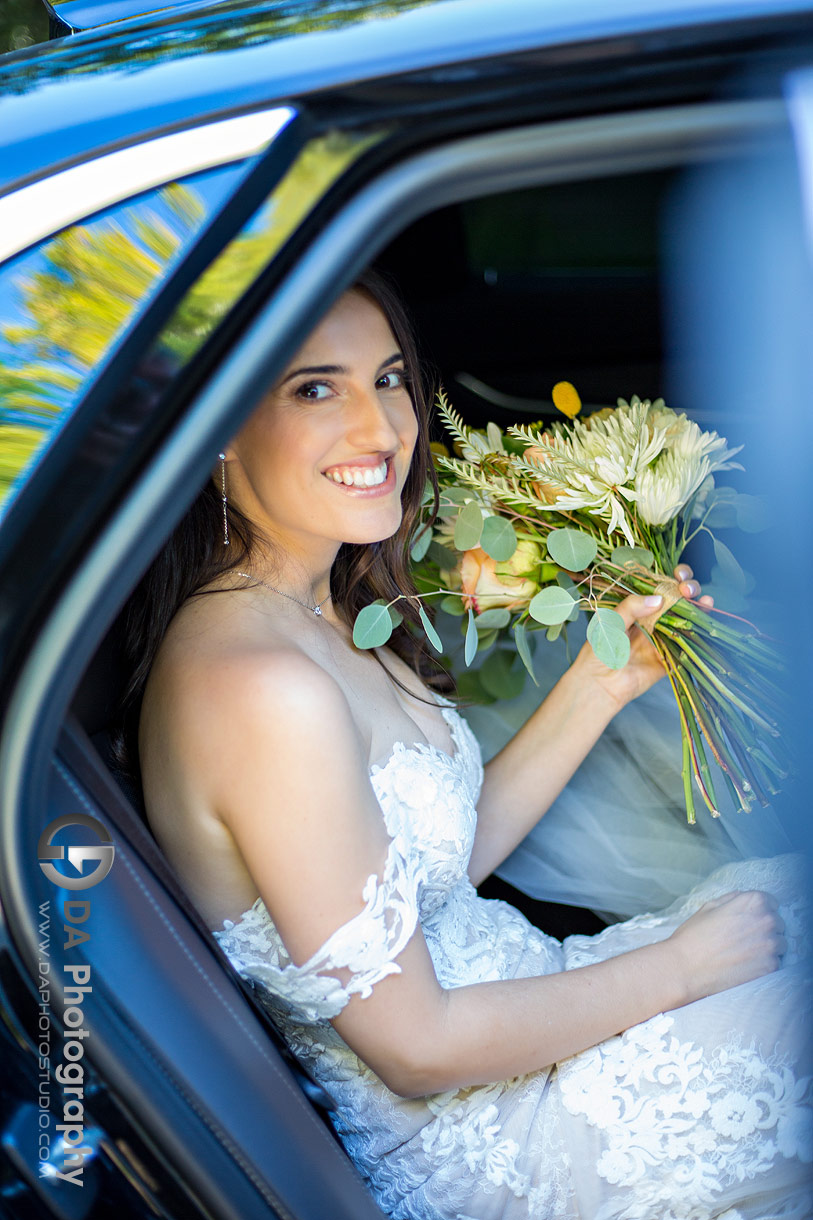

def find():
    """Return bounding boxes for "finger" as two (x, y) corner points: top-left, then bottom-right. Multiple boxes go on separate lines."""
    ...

(674, 564), (694, 582)
(678, 580), (701, 599)
(613, 592), (665, 631)
(698, 594), (714, 609)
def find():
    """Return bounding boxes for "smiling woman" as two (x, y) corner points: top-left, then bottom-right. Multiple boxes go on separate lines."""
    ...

(106, 266), (813, 1219)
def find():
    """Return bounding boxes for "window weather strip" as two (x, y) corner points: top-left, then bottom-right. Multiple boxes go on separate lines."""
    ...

(0, 107), (295, 265)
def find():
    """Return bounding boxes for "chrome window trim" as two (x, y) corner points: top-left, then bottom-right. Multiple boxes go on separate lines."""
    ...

(0, 105), (296, 265)
(0, 97), (788, 970)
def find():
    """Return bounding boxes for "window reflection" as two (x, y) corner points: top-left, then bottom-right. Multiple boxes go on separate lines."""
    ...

(0, 164), (242, 515)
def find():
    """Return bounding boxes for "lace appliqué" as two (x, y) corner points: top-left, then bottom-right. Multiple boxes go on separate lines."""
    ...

(558, 1010), (813, 1220)
(213, 838), (424, 1023)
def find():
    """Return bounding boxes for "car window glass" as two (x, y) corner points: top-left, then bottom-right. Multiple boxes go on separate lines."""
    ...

(0, 162), (243, 518)
(103, 129), (382, 404)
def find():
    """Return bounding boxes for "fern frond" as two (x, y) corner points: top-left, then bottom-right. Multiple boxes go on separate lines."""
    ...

(435, 390), (473, 452)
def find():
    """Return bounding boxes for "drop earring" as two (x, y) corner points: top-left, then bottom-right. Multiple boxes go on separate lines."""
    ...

(219, 453), (229, 546)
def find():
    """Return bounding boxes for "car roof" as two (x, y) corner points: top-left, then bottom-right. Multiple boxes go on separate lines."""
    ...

(2, 0), (812, 199)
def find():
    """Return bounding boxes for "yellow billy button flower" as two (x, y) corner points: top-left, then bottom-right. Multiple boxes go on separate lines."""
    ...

(552, 381), (582, 418)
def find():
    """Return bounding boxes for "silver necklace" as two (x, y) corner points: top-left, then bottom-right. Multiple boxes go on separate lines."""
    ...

(236, 571), (331, 616)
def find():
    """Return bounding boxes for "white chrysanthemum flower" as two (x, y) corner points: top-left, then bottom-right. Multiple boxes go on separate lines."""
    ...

(633, 407), (743, 525)
(535, 399), (668, 543)
(635, 451), (711, 525)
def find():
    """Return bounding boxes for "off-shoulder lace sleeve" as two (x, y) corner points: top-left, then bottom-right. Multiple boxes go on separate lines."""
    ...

(214, 838), (424, 1023)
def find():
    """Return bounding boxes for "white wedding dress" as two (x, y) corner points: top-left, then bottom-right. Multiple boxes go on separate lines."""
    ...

(213, 704), (813, 1220)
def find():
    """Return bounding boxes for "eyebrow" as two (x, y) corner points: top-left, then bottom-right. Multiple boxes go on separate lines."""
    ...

(281, 351), (404, 384)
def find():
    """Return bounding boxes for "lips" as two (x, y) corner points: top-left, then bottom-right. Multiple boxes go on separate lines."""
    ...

(322, 455), (396, 492)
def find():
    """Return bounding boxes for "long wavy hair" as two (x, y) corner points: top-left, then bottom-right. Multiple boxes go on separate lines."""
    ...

(112, 268), (444, 785)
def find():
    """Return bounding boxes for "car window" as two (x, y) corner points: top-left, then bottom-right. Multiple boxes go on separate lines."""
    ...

(0, 162), (244, 517)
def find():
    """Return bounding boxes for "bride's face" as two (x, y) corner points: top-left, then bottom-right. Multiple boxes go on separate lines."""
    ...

(227, 289), (419, 557)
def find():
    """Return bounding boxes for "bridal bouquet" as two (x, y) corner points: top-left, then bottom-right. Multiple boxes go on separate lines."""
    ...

(353, 386), (785, 823)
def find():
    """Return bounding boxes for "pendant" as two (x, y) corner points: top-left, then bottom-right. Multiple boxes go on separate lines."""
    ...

(314, 606), (322, 616)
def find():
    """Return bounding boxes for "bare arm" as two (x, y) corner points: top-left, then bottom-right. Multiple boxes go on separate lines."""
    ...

(192, 650), (780, 1101)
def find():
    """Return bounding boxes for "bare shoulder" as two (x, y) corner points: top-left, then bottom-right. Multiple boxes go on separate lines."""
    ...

(139, 600), (373, 925)
(144, 608), (364, 781)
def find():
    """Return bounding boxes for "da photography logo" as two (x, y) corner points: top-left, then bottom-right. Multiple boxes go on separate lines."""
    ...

(37, 814), (115, 891)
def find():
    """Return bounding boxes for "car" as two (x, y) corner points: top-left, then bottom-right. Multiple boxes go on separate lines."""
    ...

(1, 1), (813, 1216)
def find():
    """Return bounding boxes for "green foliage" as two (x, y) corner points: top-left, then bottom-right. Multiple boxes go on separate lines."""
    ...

(410, 522), (432, 561)
(473, 608), (511, 629)
(528, 585), (579, 625)
(454, 500), (484, 551)
(513, 622), (538, 685)
(480, 514), (517, 561)
(464, 607), (478, 665)
(587, 607), (630, 669)
(546, 527), (598, 571)
(352, 603), (393, 649)
(418, 605), (443, 653)
(611, 545), (654, 569)
(479, 649), (526, 700)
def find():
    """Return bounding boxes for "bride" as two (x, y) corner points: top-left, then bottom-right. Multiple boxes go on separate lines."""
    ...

(119, 269), (811, 1219)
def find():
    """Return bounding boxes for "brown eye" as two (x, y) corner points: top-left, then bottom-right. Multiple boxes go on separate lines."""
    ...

(376, 370), (406, 390)
(297, 382), (331, 401)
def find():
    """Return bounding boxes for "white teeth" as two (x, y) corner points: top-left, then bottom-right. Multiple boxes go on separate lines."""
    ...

(326, 460), (388, 487)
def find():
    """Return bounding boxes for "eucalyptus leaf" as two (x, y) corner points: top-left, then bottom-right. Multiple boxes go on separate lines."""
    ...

(454, 500), (485, 551)
(546, 622), (564, 642)
(455, 669), (496, 704)
(427, 541), (459, 568)
(587, 608), (630, 669)
(528, 585), (578, 626)
(477, 628), (499, 653)
(611, 545), (654, 570)
(421, 479), (435, 505)
(410, 522), (432, 562)
(480, 515), (517, 561)
(442, 486), (478, 506)
(418, 605), (444, 653)
(555, 570), (579, 593)
(479, 649), (526, 700)
(371, 598), (403, 628)
(353, 603), (394, 650)
(546, 527), (598, 571)
(513, 622), (538, 686)
(464, 607), (478, 666)
(735, 493), (769, 534)
(713, 538), (747, 594)
(440, 594), (466, 616)
(474, 607), (511, 630)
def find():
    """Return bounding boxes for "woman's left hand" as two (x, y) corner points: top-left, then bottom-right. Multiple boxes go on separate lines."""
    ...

(575, 564), (714, 712)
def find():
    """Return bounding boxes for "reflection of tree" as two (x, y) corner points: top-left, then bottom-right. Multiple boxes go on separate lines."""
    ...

(0, 130), (375, 507)
(0, 181), (205, 506)
(0, 0), (438, 93)
(0, 0), (48, 55)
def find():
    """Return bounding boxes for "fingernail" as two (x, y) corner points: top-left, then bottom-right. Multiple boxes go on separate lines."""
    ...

(644, 595), (663, 607)
(686, 581), (699, 597)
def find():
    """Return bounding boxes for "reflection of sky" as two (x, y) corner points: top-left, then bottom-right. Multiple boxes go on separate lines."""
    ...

(0, 160), (243, 515)
(0, 160), (242, 384)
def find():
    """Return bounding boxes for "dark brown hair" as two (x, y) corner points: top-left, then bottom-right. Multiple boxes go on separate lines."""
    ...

(112, 268), (444, 783)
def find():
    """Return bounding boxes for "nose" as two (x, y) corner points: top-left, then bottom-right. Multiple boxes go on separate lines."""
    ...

(345, 382), (404, 451)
